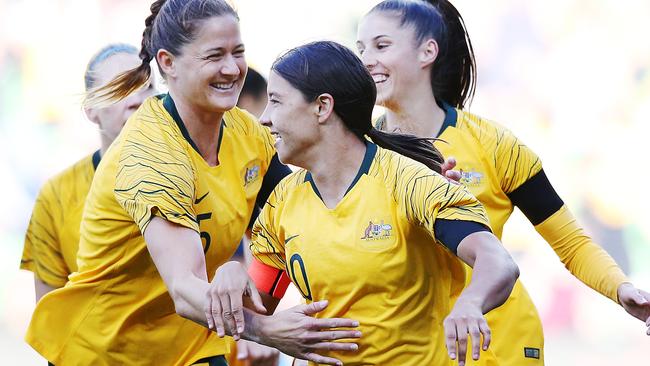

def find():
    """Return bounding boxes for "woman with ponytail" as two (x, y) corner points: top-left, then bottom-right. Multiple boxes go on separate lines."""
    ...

(25, 1), (360, 365)
(207, 40), (520, 366)
(357, 0), (650, 364)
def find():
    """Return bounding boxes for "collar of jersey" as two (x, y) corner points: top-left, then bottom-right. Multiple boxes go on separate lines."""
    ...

(373, 100), (457, 137)
(161, 93), (225, 157)
(92, 149), (101, 171)
(437, 101), (458, 137)
(304, 141), (378, 201)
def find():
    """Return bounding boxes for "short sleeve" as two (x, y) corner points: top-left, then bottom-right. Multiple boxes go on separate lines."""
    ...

(250, 185), (287, 271)
(492, 124), (542, 194)
(114, 128), (198, 234)
(21, 181), (70, 287)
(395, 161), (491, 248)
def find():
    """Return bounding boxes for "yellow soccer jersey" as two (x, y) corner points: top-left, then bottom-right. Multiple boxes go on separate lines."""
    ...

(434, 105), (544, 365)
(434, 105), (542, 238)
(20, 151), (100, 287)
(251, 143), (493, 365)
(26, 94), (276, 366)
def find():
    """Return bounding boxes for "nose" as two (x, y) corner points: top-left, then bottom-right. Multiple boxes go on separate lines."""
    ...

(221, 54), (241, 77)
(259, 103), (272, 128)
(360, 49), (376, 70)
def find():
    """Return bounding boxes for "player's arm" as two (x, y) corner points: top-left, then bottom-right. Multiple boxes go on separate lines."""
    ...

(435, 220), (519, 364)
(400, 165), (518, 364)
(508, 169), (650, 330)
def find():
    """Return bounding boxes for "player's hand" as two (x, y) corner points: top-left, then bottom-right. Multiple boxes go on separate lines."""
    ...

(259, 300), (361, 366)
(441, 157), (461, 183)
(205, 261), (267, 340)
(617, 282), (650, 335)
(443, 298), (491, 366)
(235, 339), (280, 366)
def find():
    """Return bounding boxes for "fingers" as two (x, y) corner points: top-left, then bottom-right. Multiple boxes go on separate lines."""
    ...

(444, 318), (458, 362)
(302, 352), (343, 366)
(310, 341), (359, 352)
(468, 321), (482, 361)
(445, 170), (462, 183)
(478, 318), (491, 352)
(456, 321), (468, 366)
(246, 281), (267, 314)
(236, 339), (249, 360)
(204, 293), (215, 330)
(220, 293), (239, 340)
(309, 317), (360, 330)
(228, 291), (246, 337)
(301, 300), (329, 315)
(211, 294), (225, 337)
(303, 329), (362, 342)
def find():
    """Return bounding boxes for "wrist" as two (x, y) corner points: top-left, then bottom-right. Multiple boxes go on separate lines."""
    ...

(617, 281), (634, 303)
(243, 309), (269, 344)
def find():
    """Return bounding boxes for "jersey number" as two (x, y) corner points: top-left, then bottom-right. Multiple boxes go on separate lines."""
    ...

(288, 253), (312, 300)
(197, 212), (212, 254)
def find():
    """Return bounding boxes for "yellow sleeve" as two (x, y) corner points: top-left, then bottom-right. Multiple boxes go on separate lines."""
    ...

(535, 205), (628, 303)
(250, 184), (286, 271)
(229, 107), (276, 166)
(491, 123), (543, 194)
(395, 161), (491, 241)
(21, 180), (70, 287)
(114, 129), (198, 234)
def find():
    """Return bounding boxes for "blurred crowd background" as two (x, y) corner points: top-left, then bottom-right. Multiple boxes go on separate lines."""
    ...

(1, 0), (648, 364)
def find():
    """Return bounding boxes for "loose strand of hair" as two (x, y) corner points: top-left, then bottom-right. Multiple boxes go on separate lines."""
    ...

(367, 128), (444, 173)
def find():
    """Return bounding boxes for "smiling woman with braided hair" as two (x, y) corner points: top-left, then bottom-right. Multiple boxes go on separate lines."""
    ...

(25, 1), (361, 365)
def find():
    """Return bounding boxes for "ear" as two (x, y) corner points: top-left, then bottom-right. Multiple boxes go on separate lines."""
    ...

(156, 49), (176, 78)
(85, 107), (100, 125)
(418, 38), (439, 69)
(314, 93), (335, 124)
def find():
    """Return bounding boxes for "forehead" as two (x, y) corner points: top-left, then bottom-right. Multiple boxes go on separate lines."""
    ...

(93, 53), (141, 85)
(189, 15), (242, 52)
(357, 11), (413, 41)
(267, 71), (295, 95)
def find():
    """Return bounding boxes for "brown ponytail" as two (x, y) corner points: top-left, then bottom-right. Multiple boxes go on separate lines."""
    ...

(83, 0), (166, 108)
(370, 0), (477, 109)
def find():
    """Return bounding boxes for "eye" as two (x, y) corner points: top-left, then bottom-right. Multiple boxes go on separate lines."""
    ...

(269, 98), (280, 104)
(358, 48), (365, 55)
(233, 49), (245, 58)
(376, 42), (389, 50)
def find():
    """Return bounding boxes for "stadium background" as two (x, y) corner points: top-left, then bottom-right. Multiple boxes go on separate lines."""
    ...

(0, 0), (648, 364)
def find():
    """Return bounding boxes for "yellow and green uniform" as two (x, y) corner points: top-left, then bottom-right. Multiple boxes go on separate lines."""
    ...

(379, 104), (628, 365)
(20, 151), (101, 286)
(26, 94), (289, 366)
(251, 143), (496, 365)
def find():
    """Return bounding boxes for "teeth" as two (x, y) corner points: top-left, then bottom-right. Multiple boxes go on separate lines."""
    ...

(372, 74), (388, 83)
(212, 82), (234, 90)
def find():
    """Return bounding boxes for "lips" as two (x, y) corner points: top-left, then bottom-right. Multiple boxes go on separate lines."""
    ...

(210, 81), (236, 90)
(371, 73), (388, 83)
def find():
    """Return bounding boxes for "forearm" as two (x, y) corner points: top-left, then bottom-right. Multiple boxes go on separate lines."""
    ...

(458, 232), (519, 313)
(535, 205), (628, 303)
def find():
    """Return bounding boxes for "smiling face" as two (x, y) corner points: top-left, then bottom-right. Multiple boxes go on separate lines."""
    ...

(167, 14), (247, 113)
(259, 71), (320, 167)
(357, 11), (427, 108)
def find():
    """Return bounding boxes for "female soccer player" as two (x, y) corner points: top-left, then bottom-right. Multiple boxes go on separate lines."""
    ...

(20, 43), (155, 301)
(356, 0), (650, 364)
(206, 40), (521, 366)
(25, 1), (359, 365)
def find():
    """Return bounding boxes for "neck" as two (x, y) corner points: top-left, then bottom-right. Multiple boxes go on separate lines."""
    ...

(384, 82), (445, 138)
(302, 127), (367, 209)
(170, 91), (224, 165)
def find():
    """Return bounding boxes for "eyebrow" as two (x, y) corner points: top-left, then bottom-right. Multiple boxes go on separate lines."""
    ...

(204, 43), (245, 53)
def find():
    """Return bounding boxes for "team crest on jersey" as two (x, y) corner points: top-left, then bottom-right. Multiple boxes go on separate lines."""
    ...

(459, 169), (483, 186)
(243, 164), (260, 187)
(361, 220), (393, 241)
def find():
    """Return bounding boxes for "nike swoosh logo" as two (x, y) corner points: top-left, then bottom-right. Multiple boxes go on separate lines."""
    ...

(194, 191), (209, 204)
(285, 234), (300, 243)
